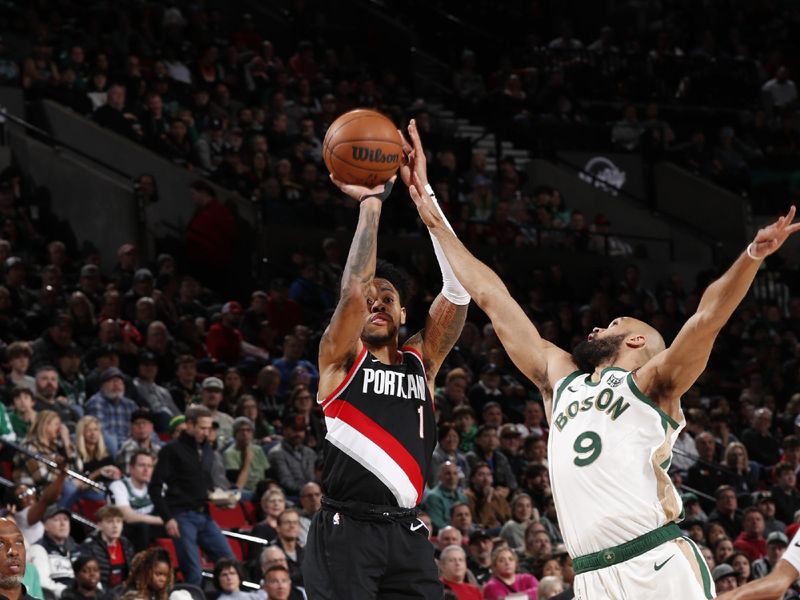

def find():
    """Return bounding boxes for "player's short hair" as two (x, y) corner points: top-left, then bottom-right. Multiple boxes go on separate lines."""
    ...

(373, 259), (410, 306)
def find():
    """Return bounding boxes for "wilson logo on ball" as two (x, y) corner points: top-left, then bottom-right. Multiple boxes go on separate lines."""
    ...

(351, 147), (400, 164)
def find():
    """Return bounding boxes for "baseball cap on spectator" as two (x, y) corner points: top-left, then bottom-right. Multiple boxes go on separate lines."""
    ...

(283, 412), (305, 430)
(59, 344), (81, 358)
(4, 256), (23, 271)
(222, 301), (243, 315)
(138, 350), (158, 366)
(767, 531), (789, 547)
(87, 344), (117, 365)
(500, 424), (522, 439)
(681, 492), (699, 505)
(202, 376), (224, 391)
(99, 367), (125, 385)
(80, 264), (99, 278)
(754, 491), (775, 504)
(712, 564), (737, 584)
(131, 409), (154, 424)
(117, 243), (136, 258)
(43, 505), (71, 522)
(134, 268), (153, 283)
(469, 530), (492, 545)
(169, 415), (186, 433)
(232, 416), (255, 435)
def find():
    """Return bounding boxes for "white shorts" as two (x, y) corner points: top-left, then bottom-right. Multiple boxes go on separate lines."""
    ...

(573, 536), (715, 600)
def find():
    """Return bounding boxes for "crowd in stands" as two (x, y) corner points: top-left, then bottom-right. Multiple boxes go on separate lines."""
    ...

(0, 1), (798, 600)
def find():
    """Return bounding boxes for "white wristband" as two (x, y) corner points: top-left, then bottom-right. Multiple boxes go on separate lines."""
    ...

(421, 183), (470, 305)
(746, 242), (762, 260)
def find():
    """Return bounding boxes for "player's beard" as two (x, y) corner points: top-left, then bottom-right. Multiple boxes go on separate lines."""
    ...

(362, 322), (397, 346)
(571, 333), (626, 373)
(0, 575), (23, 588)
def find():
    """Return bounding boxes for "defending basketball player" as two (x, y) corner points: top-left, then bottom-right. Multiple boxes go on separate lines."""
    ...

(716, 526), (800, 599)
(406, 123), (800, 599)
(303, 120), (469, 599)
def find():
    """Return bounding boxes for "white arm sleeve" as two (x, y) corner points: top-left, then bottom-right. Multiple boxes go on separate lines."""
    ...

(781, 529), (800, 575)
(423, 184), (470, 306)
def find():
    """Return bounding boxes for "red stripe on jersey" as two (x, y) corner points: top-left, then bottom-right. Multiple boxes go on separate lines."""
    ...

(319, 345), (368, 408)
(400, 346), (434, 412)
(323, 398), (424, 504)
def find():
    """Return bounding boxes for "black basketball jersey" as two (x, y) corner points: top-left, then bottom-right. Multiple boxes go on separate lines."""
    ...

(319, 345), (436, 508)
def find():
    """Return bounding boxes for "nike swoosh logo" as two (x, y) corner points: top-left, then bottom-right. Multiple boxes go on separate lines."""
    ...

(410, 520), (427, 532)
(654, 555), (674, 571)
(371, 358), (381, 363)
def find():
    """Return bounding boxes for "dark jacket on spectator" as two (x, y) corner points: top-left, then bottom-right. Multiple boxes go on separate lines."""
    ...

(742, 428), (781, 466)
(149, 430), (215, 520)
(78, 531), (135, 589)
(770, 484), (800, 524)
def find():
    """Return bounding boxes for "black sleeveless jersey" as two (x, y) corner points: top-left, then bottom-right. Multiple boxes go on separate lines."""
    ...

(319, 345), (436, 508)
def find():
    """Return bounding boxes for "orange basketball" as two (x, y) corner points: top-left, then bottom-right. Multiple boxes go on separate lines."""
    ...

(323, 109), (403, 188)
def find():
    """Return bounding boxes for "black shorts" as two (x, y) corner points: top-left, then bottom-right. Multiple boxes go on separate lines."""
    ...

(302, 504), (442, 600)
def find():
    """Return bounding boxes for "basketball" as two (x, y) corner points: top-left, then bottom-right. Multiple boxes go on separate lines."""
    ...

(323, 109), (403, 188)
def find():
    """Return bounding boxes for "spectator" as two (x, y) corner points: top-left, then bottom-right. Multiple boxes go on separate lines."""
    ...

(185, 181), (236, 289)
(754, 491), (785, 536)
(770, 463), (800, 524)
(68, 416), (121, 507)
(498, 423), (526, 476)
(12, 459), (67, 546)
(267, 413), (315, 497)
(500, 493), (538, 552)
(119, 547), (173, 600)
(483, 546), (539, 599)
(261, 564), (293, 600)
(713, 563), (739, 593)
(214, 558), (255, 600)
(115, 410), (163, 472)
(733, 507), (767, 561)
(60, 556), (108, 600)
(13, 411), (75, 505)
(9, 386), (36, 440)
(439, 544), (482, 600)
(465, 530), (493, 586)
(132, 352), (180, 431)
(199, 376), (235, 446)
(742, 408), (780, 467)
(93, 84), (141, 141)
(30, 506), (80, 599)
(762, 66), (797, 110)
(465, 426), (517, 492)
(297, 482), (322, 547)
(709, 485), (741, 539)
(251, 489), (285, 544)
(464, 462), (511, 530)
(272, 335), (319, 395)
(224, 416), (270, 500)
(687, 432), (729, 505)
(537, 575), (566, 599)
(78, 506), (135, 589)
(435, 526), (463, 559)
(85, 367), (138, 458)
(207, 302), (246, 366)
(752, 531), (788, 579)
(5, 340), (35, 393)
(611, 105), (643, 150)
(519, 524), (553, 575)
(422, 461), (468, 532)
(467, 364), (505, 416)
(168, 355), (201, 413)
(34, 365), (81, 429)
(428, 422), (470, 489)
(108, 449), (163, 553)
(450, 502), (477, 540)
(57, 345), (86, 410)
(148, 405), (234, 585)
(272, 508), (304, 587)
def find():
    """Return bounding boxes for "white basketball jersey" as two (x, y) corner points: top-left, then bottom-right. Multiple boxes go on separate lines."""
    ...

(548, 367), (685, 558)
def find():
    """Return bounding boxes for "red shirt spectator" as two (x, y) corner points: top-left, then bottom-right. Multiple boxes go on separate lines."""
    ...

(733, 507), (767, 561)
(206, 302), (244, 364)
(186, 181), (236, 268)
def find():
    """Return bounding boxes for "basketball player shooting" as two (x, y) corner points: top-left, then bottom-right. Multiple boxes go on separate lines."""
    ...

(406, 125), (800, 598)
(302, 119), (470, 599)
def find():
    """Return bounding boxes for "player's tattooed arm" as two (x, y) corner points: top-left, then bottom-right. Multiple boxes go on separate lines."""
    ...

(408, 295), (468, 378)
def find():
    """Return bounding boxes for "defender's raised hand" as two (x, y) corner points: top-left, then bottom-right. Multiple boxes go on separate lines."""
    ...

(749, 205), (800, 259)
(398, 119), (429, 189)
(408, 173), (445, 231)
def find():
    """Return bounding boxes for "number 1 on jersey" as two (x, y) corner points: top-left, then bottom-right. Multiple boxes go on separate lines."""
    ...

(573, 431), (602, 466)
(417, 405), (424, 438)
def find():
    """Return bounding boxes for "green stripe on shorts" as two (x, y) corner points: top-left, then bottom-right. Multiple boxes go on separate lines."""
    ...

(683, 536), (713, 599)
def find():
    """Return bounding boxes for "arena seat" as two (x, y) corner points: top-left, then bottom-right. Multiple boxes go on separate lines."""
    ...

(77, 498), (106, 522)
(207, 502), (248, 530)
